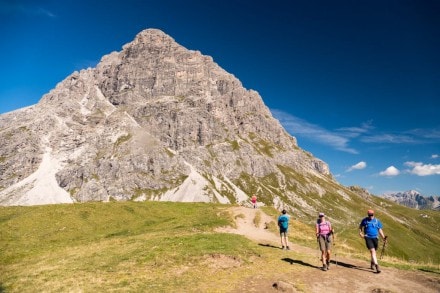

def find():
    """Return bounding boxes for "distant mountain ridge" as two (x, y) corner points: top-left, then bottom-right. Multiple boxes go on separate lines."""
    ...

(383, 190), (440, 210)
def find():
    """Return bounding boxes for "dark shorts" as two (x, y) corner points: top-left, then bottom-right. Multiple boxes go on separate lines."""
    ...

(280, 228), (288, 236)
(365, 237), (379, 250)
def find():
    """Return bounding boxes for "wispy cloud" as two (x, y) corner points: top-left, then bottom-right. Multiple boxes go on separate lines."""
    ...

(379, 166), (400, 176)
(35, 7), (56, 18)
(404, 162), (440, 176)
(336, 121), (374, 138)
(347, 161), (367, 172)
(431, 154), (439, 159)
(407, 128), (440, 140)
(362, 128), (440, 144)
(360, 133), (417, 144)
(0, 3), (56, 18)
(271, 108), (439, 162)
(271, 109), (358, 154)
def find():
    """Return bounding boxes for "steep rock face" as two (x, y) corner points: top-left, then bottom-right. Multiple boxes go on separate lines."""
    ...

(0, 29), (348, 214)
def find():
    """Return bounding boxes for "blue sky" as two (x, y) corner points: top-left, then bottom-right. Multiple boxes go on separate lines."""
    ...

(1, 0), (439, 196)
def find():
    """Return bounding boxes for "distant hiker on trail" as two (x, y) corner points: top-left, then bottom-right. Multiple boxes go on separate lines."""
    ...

(278, 209), (290, 250)
(359, 209), (387, 273)
(316, 212), (334, 271)
(251, 195), (257, 209)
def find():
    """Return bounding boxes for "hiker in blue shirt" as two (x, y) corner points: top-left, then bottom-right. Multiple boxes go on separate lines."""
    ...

(359, 209), (387, 273)
(278, 209), (290, 250)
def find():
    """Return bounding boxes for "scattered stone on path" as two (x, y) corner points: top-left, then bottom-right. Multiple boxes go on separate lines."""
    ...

(371, 288), (392, 293)
(272, 280), (297, 292)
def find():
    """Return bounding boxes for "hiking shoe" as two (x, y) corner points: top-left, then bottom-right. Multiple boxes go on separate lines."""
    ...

(281, 246), (285, 250)
(326, 260), (330, 269)
(322, 264), (328, 271)
(375, 264), (381, 273)
(286, 246), (290, 250)
(370, 262), (375, 270)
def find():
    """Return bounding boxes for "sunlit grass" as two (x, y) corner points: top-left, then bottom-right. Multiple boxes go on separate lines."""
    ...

(0, 202), (263, 292)
(1, 201), (439, 292)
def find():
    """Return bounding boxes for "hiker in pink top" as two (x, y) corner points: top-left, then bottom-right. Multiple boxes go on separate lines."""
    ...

(316, 212), (334, 271)
(251, 195), (257, 209)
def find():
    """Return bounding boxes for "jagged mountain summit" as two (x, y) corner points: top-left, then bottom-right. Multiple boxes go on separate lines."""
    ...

(1, 29), (352, 214)
(383, 190), (440, 210)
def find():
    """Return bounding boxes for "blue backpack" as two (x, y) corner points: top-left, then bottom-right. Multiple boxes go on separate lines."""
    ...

(279, 215), (289, 229)
(362, 217), (381, 238)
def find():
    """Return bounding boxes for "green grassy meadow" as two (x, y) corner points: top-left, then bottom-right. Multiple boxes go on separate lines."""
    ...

(1, 202), (262, 292)
(1, 201), (439, 292)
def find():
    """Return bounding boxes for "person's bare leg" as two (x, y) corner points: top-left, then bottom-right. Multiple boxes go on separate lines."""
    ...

(370, 248), (381, 272)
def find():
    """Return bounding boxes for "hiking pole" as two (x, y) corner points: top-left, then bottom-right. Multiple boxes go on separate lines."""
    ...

(379, 236), (388, 260)
(317, 237), (321, 266)
(332, 232), (337, 267)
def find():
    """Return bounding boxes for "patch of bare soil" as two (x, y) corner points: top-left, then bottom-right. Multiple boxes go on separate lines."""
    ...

(203, 253), (243, 269)
(219, 207), (440, 293)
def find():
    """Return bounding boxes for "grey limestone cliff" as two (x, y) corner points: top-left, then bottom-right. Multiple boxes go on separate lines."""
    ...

(0, 29), (350, 215)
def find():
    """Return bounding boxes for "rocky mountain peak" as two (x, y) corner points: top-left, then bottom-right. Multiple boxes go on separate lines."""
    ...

(383, 190), (440, 210)
(0, 29), (344, 214)
(132, 28), (177, 46)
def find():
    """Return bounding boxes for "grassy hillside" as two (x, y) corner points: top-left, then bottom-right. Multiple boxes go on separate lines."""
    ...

(1, 201), (439, 292)
(235, 166), (440, 264)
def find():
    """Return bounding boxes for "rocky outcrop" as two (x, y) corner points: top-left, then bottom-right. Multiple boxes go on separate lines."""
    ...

(0, 29), (350, 213)
(348, 186), (371, 200)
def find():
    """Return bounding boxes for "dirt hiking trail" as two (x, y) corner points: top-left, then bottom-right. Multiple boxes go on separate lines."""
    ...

(217, 206), (440, 293)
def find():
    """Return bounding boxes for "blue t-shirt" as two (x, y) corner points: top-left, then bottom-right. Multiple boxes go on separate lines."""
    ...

(278, 214), (289, 230)
(359, 217), (383, 238)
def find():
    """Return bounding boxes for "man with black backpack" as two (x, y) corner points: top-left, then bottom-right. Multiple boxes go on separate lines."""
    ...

(316, 212), (334, 271)
(359, 209), (387, 273)
(278, 209), (290, 250)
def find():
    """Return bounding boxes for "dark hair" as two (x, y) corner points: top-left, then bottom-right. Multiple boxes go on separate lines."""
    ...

(282, 209), (286, 214)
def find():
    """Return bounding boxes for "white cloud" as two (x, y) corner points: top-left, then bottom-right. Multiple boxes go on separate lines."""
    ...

(379, 166), (400, 176)
(404, 162), (440, 176)
(432, 154), (439, 159)
(271, 109), (358, 154)
(347, 161), (367, 172)
(74, 59), (99, 71)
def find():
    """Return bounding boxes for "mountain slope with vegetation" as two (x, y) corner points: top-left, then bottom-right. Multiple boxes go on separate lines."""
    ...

(1, 201), (439, 292)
